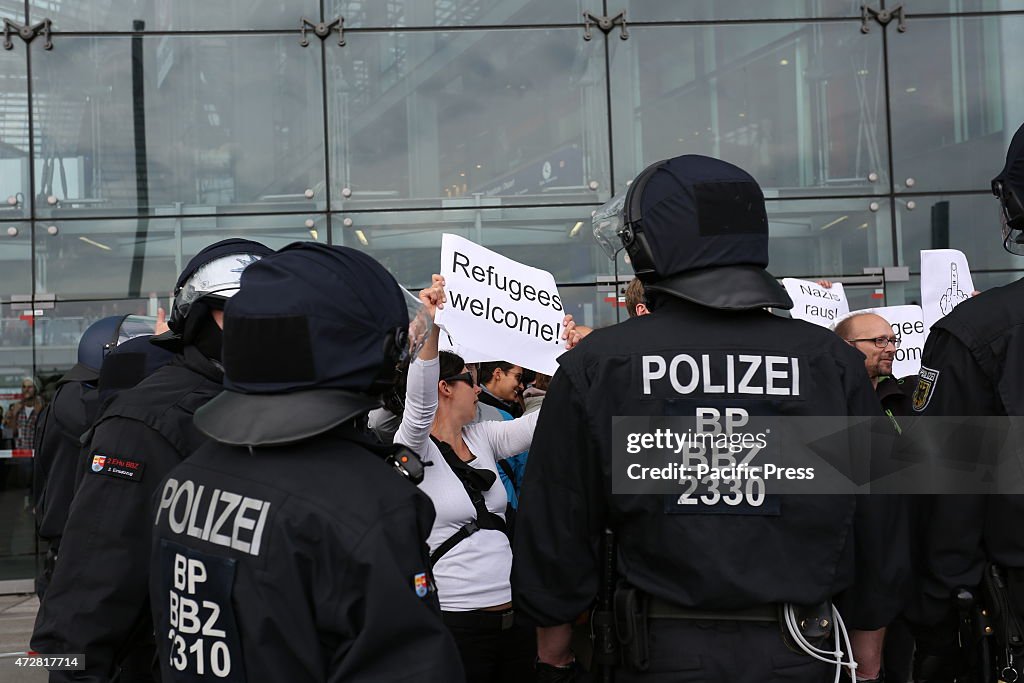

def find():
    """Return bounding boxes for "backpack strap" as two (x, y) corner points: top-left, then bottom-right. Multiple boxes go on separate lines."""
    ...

(429, 435), (507, 567)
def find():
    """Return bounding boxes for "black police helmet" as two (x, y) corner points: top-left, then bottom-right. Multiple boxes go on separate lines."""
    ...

(151, 238), (273, 351)
(620, 155), (792, 311)
(60, 315), (126, 384)
(98, 334), (175, 397)
(993, 122), (1024, 255)
(194, 242), (412, 447)
(61, 314), (159, 384)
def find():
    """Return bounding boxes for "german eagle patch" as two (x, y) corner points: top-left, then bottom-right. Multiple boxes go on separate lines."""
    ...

(912, 366), (940, 412)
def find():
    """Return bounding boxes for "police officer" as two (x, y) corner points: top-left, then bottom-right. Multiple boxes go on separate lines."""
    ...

(511, 155), (904, 682)
(32, 238), (272, 682)
(32, 315), (159, 597)
(907, 123), (1024, 682)
(150, 242), (464, 682)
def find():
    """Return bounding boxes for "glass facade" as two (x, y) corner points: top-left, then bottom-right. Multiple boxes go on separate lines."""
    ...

(0, 0), (1022, 582)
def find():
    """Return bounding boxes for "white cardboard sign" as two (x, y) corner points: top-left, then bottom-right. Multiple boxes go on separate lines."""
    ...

(783, 278), (850, 328)
(435, 234), (565, 376)
(921, 249), (974, 332)
(438, 330), (496, 364)
(836, 305), (926, 379)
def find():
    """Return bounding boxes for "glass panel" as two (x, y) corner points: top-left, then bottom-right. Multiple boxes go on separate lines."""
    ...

(32, 298), (156, 374)
(0, 222), (31, 306)
(624, 0), (864, 22)
(330, 0), (602, 28)
(765, 198), (893, 278)
(32, 35), (325, 216)
(0, 48), (29, 219)
(31, 0), (315, 31)
(327, 29), (610, 209)
(558, 284), (623, 331)
(906, 0), (1024, 14)
(610, 22), (887, 198)
(895, 193), (1018, 272)
(0, 2), (23, 25)
(888, 14), (1023, 192)
(0, 298), (37, 577)
(332, 205), (607, 287)
(35, 215), (317, 300)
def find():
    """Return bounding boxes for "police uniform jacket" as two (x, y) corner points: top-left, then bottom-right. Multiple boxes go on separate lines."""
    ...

(33, 381), (100, 544)
(149, 427), (465, 683)
(512, 297), (904, 628)
(31, 345), (222, 681)
(910, 278), (1024, 623)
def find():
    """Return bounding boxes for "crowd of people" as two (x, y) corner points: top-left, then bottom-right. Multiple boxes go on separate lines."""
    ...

(17, 122), (1024, 683)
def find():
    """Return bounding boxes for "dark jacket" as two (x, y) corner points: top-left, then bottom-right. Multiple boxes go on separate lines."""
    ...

(32, 346), (222, 682)
(149, 427), (464, 683)
(908, 278), (1024, 624)
(512, 298), (908, 629)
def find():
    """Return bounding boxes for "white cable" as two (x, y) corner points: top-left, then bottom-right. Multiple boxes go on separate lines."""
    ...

(782, 603), (858, 683)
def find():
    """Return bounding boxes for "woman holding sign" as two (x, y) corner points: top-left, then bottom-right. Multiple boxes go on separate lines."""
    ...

(395, 274), (545, 683)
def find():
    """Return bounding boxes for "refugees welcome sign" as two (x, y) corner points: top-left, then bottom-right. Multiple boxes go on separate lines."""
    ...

(435, 234), (566, 375)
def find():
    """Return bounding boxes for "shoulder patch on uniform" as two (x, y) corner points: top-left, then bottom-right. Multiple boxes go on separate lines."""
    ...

(912, 366), (940, 412)
(89, 452), (145, 482)
(413, 572), (432, 598)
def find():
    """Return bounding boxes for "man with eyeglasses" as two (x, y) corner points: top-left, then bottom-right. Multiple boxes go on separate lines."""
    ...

(906, 122), (1024, 682)
(835, 312), (913, 428)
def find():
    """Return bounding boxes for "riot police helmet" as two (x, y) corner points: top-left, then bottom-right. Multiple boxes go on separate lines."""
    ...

(60, 314), (157, 384)
(993, 122), (1024, 255)
(194, 242), (433, 447)
(593, 154), (792, 310)
(151, 238), (273, 351)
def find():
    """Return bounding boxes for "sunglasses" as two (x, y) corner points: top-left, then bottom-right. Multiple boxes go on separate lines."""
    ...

(442, 371), (476, 387)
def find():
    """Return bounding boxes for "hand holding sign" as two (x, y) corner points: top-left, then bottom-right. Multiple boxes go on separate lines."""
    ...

(783, 278), (850, 328)
(418, 274), (447, 320)
(938, 263), (970, 315)
(435, 234), (567, 375)
(561, 315), (591, 350)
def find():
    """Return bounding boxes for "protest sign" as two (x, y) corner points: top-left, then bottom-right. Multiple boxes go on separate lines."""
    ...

(435, 234), (565, 376)
(836, 305), (925, 379)
(438, 329), (495, 364)
(921, 249), (974, 332)
(782, 278), (850, 328)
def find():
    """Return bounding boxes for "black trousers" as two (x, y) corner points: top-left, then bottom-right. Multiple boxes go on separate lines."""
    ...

(443, 611), (536, 683)
(616, 619), (834, 683)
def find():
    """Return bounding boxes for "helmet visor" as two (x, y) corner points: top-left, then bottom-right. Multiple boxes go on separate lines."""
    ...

(592, 193), (627, 260)
(995, 180), (1024, 255)
(116, 315), (157, 347)
(177, 252), (265, 319)
(400, 287), (434, 370)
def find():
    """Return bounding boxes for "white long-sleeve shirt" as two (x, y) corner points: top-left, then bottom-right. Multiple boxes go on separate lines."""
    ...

(395, 357), (539, 611)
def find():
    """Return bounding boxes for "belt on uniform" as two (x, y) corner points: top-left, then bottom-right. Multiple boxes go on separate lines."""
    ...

(647, 598), (778, 622)
(442, 608), (516, 631)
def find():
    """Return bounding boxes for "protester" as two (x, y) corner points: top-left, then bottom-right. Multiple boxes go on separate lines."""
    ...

(835, 311), (917, 427)
(478, 361), (526, 418)
(624, 277), (650, 318)
(395, 274), (540, 683)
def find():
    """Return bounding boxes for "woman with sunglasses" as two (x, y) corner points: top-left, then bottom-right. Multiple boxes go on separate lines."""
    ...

(395, 275), (570, 683)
